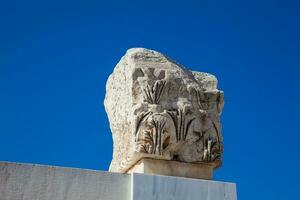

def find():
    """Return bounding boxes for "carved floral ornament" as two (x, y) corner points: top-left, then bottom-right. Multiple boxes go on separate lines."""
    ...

(134, 80), (223, 165)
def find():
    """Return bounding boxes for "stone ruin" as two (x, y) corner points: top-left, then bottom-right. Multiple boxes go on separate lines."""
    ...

(104, 48), (224, 179)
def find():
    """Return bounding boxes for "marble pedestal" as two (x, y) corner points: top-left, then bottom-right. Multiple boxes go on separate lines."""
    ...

(0, 162), (237, 200)
(127, 158), (214, 180)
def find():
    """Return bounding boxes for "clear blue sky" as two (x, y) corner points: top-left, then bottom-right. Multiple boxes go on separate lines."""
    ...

(0, 0), (299, 199)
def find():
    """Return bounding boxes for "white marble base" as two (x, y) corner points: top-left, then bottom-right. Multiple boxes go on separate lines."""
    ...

(0, 162), (130, 200)
(132, 173), (237, 200)
(0, 162), (237, 200)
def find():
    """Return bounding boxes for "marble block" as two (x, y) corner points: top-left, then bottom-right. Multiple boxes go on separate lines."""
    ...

(0, 162), (237, 200)
(132, 173), (237, 200)
(0, 162), (130, 200)
(127, 158), (213, 180)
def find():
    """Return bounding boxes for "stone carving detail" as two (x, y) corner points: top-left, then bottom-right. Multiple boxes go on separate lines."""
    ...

(135, 112), (169, 155)
(167, 109), (195, 142)
(143, 80), (166, 104)
(104, 48), (224, 173)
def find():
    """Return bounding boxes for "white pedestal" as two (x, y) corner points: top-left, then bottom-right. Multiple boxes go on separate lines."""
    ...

(132, 173), (237, 200)
(0, 162), (237, 200)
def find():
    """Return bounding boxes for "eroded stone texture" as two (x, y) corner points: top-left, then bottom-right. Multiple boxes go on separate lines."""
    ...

(104, 48), (224, 173)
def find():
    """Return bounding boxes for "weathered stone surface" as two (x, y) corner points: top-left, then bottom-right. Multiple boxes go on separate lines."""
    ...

(104, 48), (224, 173)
